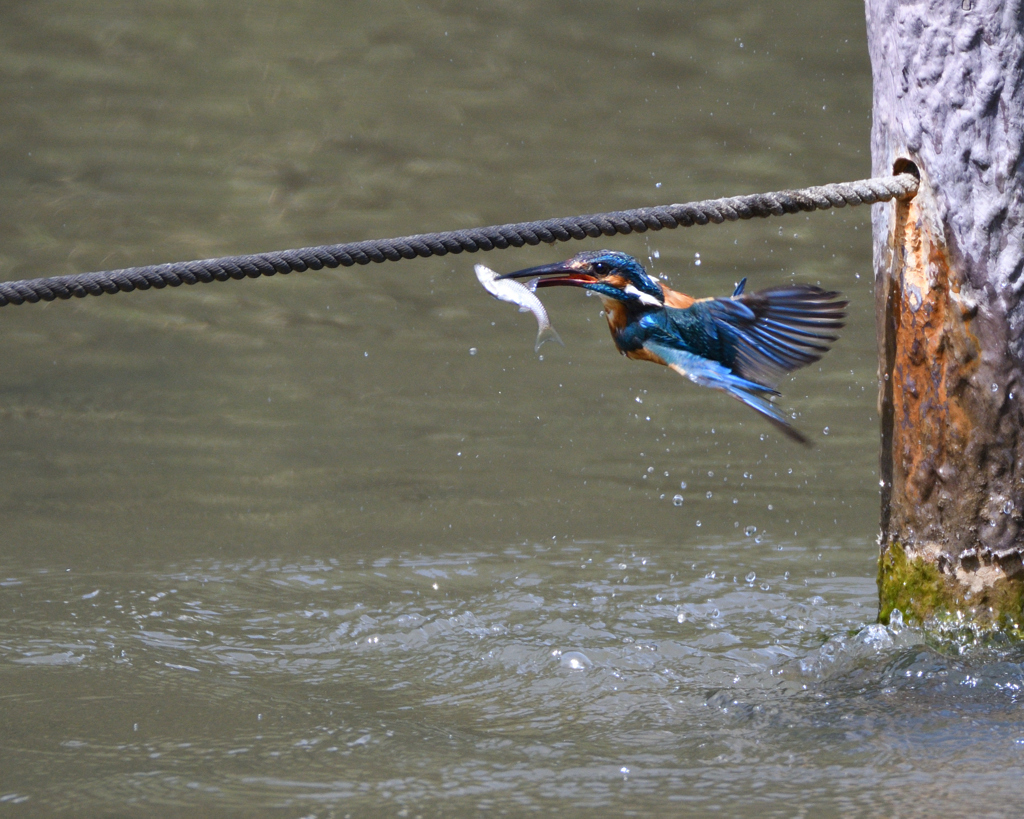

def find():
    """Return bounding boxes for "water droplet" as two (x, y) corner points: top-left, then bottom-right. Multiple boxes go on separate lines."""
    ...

(560, 651), (594, 671)
(696, 520), (702, 527)
(636, 396), (643, 404)
(673, 494), (684, 506)
(676, 612), (686, 623)
(469, 347), (478, 356)
(823, 426), (830, 435)
(680, 481), (688, 490)
(745, 572), (756, 583)
(706, 491), (713, 499)
(992, 383), (999, 392)
(1004, 500), (1014, 515)
(744, 525), (757, 537)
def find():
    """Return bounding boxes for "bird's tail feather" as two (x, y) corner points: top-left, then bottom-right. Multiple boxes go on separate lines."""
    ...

(646, 341), (810, 445)
(725, 382), (809, 446)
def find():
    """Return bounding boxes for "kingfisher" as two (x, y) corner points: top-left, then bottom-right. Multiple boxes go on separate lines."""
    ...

(499, 249), (847, 444)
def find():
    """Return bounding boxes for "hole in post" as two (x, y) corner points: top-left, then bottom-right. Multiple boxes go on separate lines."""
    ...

(893, 158), (920, 180)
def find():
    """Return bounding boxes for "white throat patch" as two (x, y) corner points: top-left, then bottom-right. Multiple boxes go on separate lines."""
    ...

(623, 284), (662, 307)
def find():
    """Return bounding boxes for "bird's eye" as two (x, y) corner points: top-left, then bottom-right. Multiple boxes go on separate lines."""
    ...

(592, 262), (607, 274)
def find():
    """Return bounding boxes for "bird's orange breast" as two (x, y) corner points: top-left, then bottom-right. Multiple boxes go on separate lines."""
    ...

(601, 298), (628, 332)
(600, 298), (668, 365)
(625, 346), (667, 365)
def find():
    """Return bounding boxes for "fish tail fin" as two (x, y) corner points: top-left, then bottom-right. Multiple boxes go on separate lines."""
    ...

(535, 325), (564, 353)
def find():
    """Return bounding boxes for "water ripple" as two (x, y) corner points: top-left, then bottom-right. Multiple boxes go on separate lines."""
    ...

(3, 545), (1024, 813)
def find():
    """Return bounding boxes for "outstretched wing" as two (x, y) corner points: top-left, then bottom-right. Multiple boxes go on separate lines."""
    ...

(644, 339), (809, 445)
(694, 285), (848, 389)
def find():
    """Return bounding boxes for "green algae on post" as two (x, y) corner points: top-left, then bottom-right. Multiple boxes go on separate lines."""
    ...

(877, 542), (947, 626)
(878, 542), (1024, 636)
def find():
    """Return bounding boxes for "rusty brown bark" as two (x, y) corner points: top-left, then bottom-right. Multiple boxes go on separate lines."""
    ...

(867, 1), (1024, 624)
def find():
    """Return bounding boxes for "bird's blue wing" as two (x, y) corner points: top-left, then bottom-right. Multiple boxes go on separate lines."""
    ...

(645, 339), (808, 445)
(693, 285), (848, 389)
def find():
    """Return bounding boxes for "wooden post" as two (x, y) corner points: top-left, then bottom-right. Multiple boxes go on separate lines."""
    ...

(867, 1), (1024, 629)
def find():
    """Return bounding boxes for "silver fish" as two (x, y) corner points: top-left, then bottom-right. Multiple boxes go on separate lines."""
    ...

(475, 263), (563, 353)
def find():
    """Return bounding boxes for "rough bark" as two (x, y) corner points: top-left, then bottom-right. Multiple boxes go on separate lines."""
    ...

(866, 1), (1024, 627)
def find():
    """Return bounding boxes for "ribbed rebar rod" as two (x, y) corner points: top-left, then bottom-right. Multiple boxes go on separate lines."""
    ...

(0, 172), (918, 307)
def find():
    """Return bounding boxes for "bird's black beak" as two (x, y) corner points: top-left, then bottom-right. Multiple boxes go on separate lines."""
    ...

(497, 261), (597, 288)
